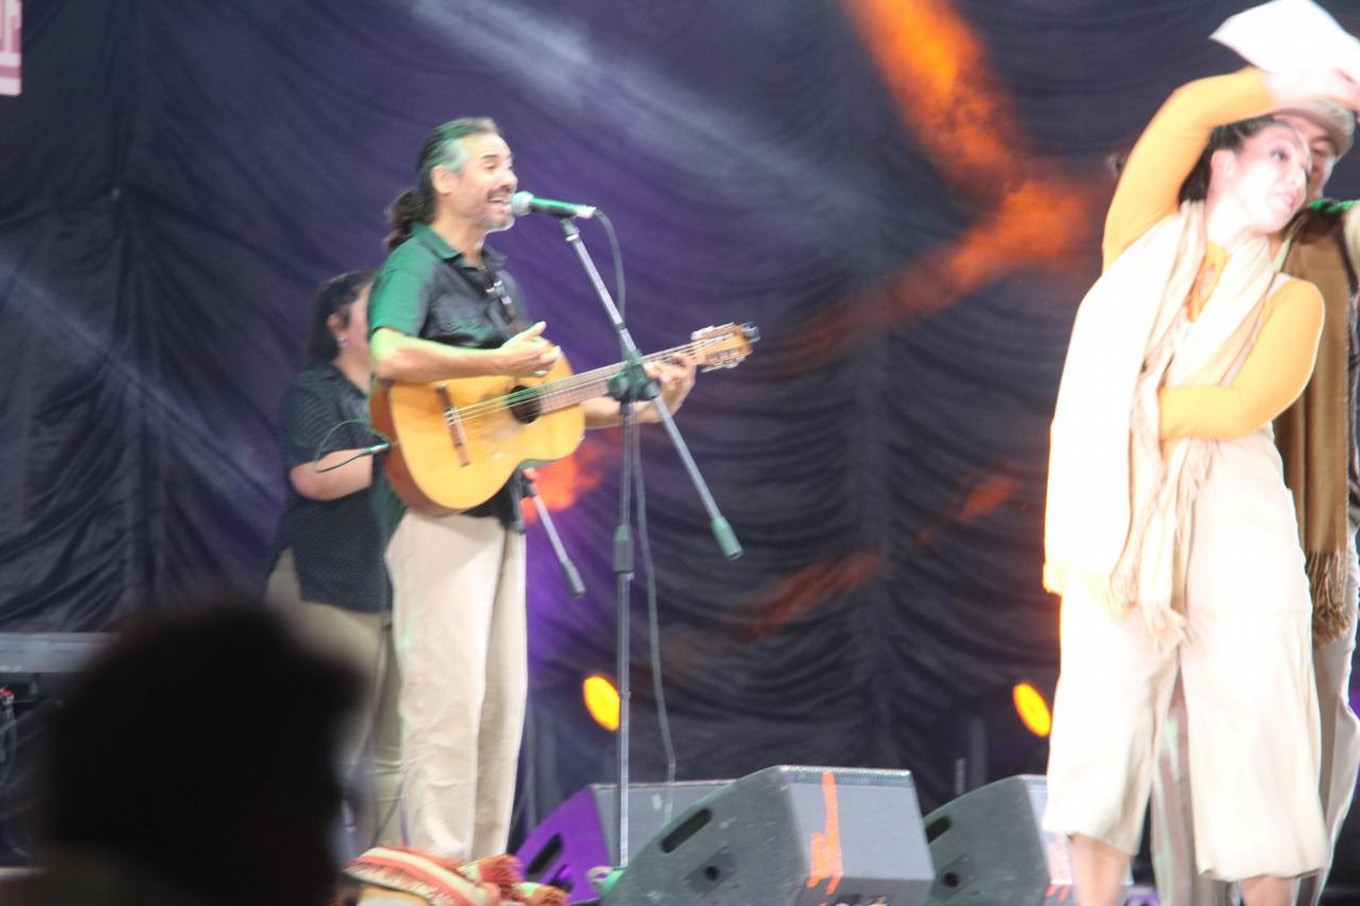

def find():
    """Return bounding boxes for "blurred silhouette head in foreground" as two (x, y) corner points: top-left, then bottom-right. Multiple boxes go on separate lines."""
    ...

(31, 600), (361, 906)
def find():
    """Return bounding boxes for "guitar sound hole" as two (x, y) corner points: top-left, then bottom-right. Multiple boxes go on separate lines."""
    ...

(508, 386), (542, 424)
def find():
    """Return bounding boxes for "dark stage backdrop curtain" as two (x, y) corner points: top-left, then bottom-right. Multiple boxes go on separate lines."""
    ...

(5, 0), (1360, 827)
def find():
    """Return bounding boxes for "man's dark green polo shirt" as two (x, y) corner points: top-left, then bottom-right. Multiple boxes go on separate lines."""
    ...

(369, 222), (531, 529)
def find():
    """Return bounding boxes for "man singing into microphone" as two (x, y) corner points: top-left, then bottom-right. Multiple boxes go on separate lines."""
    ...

(367, 118), (696, 861)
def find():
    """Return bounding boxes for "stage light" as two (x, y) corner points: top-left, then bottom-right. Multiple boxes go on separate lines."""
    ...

(1012, 682), (1052, 738)
(582, 673), (619, 732)
(938, 677), (1056, 798)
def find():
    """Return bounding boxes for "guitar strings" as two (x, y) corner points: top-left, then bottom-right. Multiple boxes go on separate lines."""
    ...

(439, 337), (726, 427)
(446, 350), (676, 426)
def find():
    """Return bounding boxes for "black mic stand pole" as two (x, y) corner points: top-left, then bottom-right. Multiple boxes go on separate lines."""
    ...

(523, 471), (585, 599)
(551, 215), (742, 877)
(517, 472), (583, 840)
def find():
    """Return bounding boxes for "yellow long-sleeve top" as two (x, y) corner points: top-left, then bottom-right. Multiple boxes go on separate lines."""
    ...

(1104, 69), (1324, 442)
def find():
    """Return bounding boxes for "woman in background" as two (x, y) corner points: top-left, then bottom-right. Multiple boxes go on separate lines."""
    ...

(266, 271), (401, 856)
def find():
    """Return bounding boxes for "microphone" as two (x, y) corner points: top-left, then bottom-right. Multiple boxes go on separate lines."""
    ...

(510, 191), (598, 220)
(359, 442), (390, 456)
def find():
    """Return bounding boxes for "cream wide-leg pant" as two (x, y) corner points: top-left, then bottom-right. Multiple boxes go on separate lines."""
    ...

(1149, 538), (1360, 906)
(386, 509), (527, 861)
(1044, 435), (1329, 880)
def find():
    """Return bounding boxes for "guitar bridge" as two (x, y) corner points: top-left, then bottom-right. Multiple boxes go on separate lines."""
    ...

(434, 385), (472, 467)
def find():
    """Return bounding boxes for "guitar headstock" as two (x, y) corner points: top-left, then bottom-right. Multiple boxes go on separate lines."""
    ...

(690, 322), (759, 371)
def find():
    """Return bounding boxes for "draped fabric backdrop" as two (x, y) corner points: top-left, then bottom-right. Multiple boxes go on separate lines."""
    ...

(4, 0), (1360, 863)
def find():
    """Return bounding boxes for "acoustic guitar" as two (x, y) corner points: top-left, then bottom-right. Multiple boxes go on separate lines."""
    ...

(370, 322), (758, 515)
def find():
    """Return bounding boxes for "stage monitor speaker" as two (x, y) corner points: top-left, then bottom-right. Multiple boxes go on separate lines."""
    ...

(922, 774), (1129, 905)
(517, 780), (728, 902)
(600, 765), (934, 906)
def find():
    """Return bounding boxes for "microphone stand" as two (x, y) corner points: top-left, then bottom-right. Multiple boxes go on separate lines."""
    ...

(551, 215), (742, 877)
(517, 472), (582, 841)
(523, 471), (585, 599)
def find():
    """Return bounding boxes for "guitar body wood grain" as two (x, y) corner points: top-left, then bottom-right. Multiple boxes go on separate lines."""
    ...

(371, 357), (585, 515)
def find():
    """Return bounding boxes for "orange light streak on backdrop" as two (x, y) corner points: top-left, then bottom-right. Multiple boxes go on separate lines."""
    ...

(914, 472), (1020, 547)
(845, 0), (1097, 264)
(551, 2), (1085, 670)
(792, 0), (1101, 367)
(729, 0), (1090, 650)
(520, 435), (611, 524)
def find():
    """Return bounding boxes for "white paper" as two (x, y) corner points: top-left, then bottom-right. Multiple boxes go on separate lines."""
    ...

(1211, 0), (1360, 80)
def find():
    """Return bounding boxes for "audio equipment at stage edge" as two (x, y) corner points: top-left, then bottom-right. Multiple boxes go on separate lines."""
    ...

(517, 780), (728, 902)
(600, 765), (935, 906)
(922, 774), (1130, 906)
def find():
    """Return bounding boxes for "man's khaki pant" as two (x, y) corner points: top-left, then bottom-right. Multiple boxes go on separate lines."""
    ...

(387, 510), (527, 861)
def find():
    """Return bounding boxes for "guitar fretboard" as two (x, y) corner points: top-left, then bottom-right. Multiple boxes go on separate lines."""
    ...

(506, 342), (701, 415)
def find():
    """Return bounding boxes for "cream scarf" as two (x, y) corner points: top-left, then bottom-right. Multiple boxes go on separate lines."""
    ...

(1045, 202), (1281, 648)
